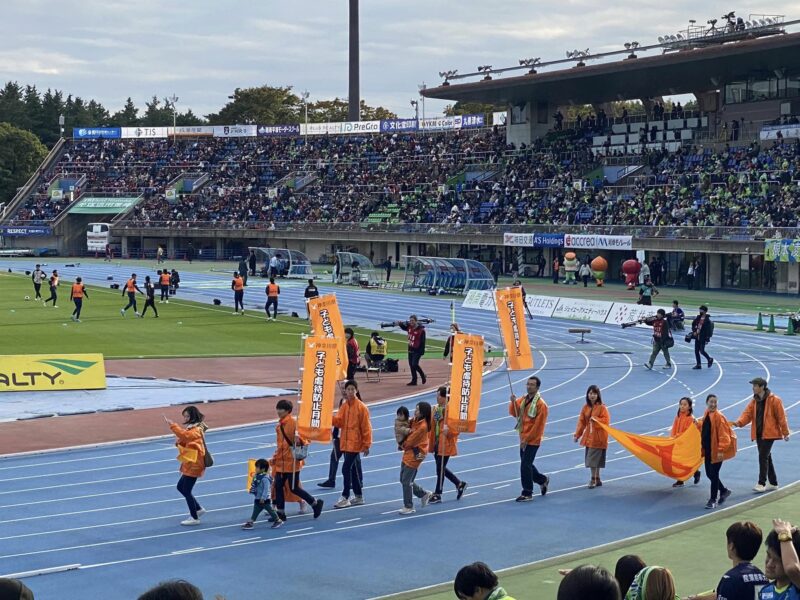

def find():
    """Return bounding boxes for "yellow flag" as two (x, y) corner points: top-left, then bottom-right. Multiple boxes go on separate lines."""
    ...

(177, 446), (198, 464)
(246, 458), (257, 491)
(593, 419), (703, 481)
(308, 294), (348, 380)
(447, 333), (484, 433)
(297, 337), (338, 442)
(495, 287), (534, 371)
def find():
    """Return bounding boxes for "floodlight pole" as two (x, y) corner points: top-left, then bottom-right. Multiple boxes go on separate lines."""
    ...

(348, 0), (360, 121)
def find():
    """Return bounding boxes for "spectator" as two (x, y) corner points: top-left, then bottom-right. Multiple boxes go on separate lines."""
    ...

(614, 555), (647, 598)
(0, 578), (34, 600)
(137, 580), (203, 600)
(624, 566), (675, 600)
(454, 562), (517, 600)
(557, 564), (621, 600)
(761, 519), (800, 597)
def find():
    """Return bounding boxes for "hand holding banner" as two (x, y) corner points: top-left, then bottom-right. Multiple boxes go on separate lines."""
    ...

(308, 294), (347, 380)
(297, 337), (339, 442)
(494, 288), (534, 371)
(447, 333), (485, 433)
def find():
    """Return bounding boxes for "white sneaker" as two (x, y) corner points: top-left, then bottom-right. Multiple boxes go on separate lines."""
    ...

(180, 518), (200, 526)
(420, 492), (433, 508)
(398, 507), (416, 515)
(753, 484), (767, 493)
(297, 502), (307, 514)
(120, 309), (125, 317)
(196, 508), (207, 517)
(52, 305), (58, 309)
(349, 496), (365, 506)
(165, 300), (169, 304)
(766, 483), (779, 491)
(135, 312), (141, 318)
(71, 315), (76, 322)
(232, 312), (238, 315)
(333, 496), (351, 509)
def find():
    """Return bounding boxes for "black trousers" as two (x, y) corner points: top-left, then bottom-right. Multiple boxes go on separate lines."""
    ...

(694, 339), (711, 365)
(325, 438), (343, 483)
(434, 453), (461, 494)
(408, 350), (425, 383)
(72, 298), (83, 319)
(756, 438), (778, 486)
(273, 472), (315, 511)
(160, 285), (169, 301)
(44, 286), (57, 305)
(346, 363), (357, 381)
(704, 457), (727, 502)
(234, 290), (244, 311)
(123, 292), (137, 312)
(341, 451), (363, 498)
(520, 444), (547, 496)
(33, 282), (42, 298)
(177, 475), (202, 519)
(265, 297), (278, 318)
(142, 298), (158, 317)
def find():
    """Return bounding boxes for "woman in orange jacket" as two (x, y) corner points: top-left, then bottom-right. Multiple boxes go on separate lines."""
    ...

(166, 405), (208, 526)
(332, 380), (372, 509)
(430, 386), (467, 503)
(271, 399), (323, 521)
(698, 394), (735, 510)
(670, 397), (701, 488)
(574, 385), (610, 489)
(398, 402), (433, 515)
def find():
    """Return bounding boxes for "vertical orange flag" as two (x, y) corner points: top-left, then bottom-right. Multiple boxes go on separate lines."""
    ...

(495, 287), (534, 370)
(446, 333), (485, 433)
(308, 294), (348, 380)
(297, 336), (339, 442)
(246, 458), (257, 491)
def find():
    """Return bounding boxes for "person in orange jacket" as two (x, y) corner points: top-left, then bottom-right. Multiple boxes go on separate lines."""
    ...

(574, 385), (610, 489)
(732, 377), (790, 493)
(429, 386), (467, 504)
(332, 380), (372, 509)
(670, 397), (701, 488)
(398, 402), (433, 515)
(165, 405), (208, 526)
(509, 376), (550, 502)
(271, 399), (323, 521)
(698, 394), (735, 510)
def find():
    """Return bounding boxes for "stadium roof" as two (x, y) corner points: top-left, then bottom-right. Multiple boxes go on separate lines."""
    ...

(422, 32), (800, 106)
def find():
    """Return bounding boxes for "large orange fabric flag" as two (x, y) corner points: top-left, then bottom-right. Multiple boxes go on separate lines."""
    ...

(297, 336), (338, 442)
(308, 294), (347, 380)
(447, 333), (485, 433)
(495, 287), (534, 371)
(593, 419), (703, 481)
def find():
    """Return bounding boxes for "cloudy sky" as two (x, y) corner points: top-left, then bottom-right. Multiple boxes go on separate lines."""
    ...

(1, 0), (795, 120)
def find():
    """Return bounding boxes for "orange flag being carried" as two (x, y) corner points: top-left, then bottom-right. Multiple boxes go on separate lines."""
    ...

(447, 333), (485, 433)
(297, 336), (338, 443)
(495, 287), (534, 371)
(593, 419), (703, 481)
(308, 294), (347, 380)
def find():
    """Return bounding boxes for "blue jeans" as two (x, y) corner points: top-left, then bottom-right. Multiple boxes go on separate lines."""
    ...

(520, 444), (547, 496)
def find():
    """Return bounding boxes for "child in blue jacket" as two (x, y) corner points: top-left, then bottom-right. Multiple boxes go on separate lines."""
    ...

(242, 459), (283, 529)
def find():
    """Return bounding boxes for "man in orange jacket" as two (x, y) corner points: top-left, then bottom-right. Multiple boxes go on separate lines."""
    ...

(509, 376), (550, 502)
(733, 377), (790, 493)
(332, 380), (372, 509)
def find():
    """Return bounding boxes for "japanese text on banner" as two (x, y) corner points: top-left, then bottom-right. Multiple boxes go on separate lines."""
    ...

(495, 288), (534, 370)
(307, 294), (348, 380)
(447, 333), (484, 433)
(297, 337), (339, 442)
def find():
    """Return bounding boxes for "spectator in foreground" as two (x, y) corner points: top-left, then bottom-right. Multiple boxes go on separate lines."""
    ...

(454, 562), (517, 600)
(614, 555), (647, 598)
(557, 564), (620, 600)
(760, 519), (800, 598)
(0, 578), (34, 600)
(137, 579), (203, 600)
(624, 566), (675, 600)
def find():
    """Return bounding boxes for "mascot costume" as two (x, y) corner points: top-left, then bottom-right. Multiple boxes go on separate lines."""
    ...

(590, 256), (608, 287)
(563, 251), (578, 285)
(622, 259), (641, 290)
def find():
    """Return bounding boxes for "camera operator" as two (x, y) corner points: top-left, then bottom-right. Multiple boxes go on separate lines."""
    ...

(688, 305), (714, 370)
(394, 315), (427, 386)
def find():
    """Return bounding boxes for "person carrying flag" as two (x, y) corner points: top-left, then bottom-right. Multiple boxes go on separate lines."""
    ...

(698, 394), (734, 509)
(332, 380), (372, 509)
(141, 276), (159, 318)
(42, 269), (59, 308)
(231, 271), (245, 315)
(121, 273), (143, 318)
(69, 277), (88, 322)
(574, 385), (610, 489)
(429, 386), (467, 503)
(509, 376), (550, 502)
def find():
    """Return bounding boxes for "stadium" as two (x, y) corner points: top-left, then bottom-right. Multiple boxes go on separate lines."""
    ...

(0, 3), (799, 600)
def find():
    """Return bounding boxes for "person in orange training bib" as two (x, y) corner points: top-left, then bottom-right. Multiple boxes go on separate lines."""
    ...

(121, 273), (143, 318)
(264, 277), (280, 321)
(69, 277), (89, 322)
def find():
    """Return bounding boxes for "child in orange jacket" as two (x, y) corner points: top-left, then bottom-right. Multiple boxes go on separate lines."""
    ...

(670, 397), (702, 488)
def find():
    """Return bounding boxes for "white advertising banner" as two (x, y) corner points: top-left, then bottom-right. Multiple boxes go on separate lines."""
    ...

(604, 302), (671, 326)
(525, 295), (559, 317)
(492, 111), (507, 125)
(173, 125), (214, 137)
(421, 116), (463, 131)
(341, 120), (380, 133)
(300, 122), (343, 136)
(550, 297), (614, 322)
(760, 125), (800, 140)
(462, 289), (494, 311)
(50, 189), (63, 200)
(213, 125), (257, 138)
(563, 234), (633, 250)
(503, 232), (534, 247)
(121, 126), (169, 139)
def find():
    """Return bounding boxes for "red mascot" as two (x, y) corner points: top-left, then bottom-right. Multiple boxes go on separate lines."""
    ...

(622, 259), (641, 290)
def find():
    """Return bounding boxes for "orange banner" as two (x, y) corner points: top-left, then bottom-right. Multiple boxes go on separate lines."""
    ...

(297, 336), (339, 442)
(495, 288), (534, 371)
(594, 419), (703, 481)
(246, 458), (257, 491)
(308, 294), (347, 380)
(446, 333), (484, 433)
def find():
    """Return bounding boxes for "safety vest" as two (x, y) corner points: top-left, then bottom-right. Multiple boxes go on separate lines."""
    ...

(160, 273), (171, 286)
(126, 279), (136, 293)
(71, 283), (84, 298)
(51, 275), (59, 287)
(233, 276), (244, 291)
(267, 283), (280, 297)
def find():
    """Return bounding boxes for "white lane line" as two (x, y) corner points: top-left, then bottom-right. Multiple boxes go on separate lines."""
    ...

(286, 527), (313, 534)
(492, 484), (510, 490)
(232, 537), (261, 543)
(170, 546), (205, 555)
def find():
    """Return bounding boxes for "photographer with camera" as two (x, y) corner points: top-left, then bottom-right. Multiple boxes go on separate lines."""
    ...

(687, 305), (714, 370)
(392, 315), (429, 386)
(638, 309), (674, 370)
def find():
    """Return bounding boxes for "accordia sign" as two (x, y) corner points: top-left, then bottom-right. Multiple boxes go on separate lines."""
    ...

(0, 354), (107, 392)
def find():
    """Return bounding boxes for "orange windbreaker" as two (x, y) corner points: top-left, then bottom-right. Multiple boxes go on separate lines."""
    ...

(734, 392), (790, 441)
(272, 414), (307, 473)
(575, 403), (610, 449)
(698, 409), (735, 464)
(331, 398), (372, 453)
(170, 423), (207, 478)
(671, 412), (696, 437)
(402, 418), (430, 469)
(509, 395), (548, 446)
(429, 404), (458, 456)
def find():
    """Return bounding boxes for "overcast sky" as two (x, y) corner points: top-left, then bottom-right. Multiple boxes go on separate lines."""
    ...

(1, 0), (795, 121)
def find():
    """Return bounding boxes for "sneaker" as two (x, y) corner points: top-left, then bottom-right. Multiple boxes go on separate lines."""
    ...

(540, 476), (550, 496)
(595, 480), (602, 487)
(644, 363), (653, 370)
(52, 305), (58, 308)
(165, 300), (169, 304)
(694, 472), (702, 485)
(515, 494), (533, 502)
(135, 312), (141, 318)
(333, 496), (351, 509)
(456, 481), (468, 500)
(196, 508), (207, 517)
(767, 483), (779, 491)
(398, 507), (416, 515)
(271, 519), (284, 529)
(317, 480), (336, 488)
(708, 357), (714, 368)
(663, 364), (672, 369)
(589, 479), (597, 489)
(349, 495), (365, 506)
(421, 374), (427, 385)
(298, 501), (308, 514)
(753, 483), (767, 493)
(71, 315), (77, 322)
(428, 494), (442, 504)
(704, 500), (717, 510)
(692, 365), (702, 370)
(241, 521), (254, 530)
(420, 492), (432, 507)
(312, 499), (324, 519)
(181, 518), (201, 526)
(74, 319), (81, 323)
(120, 309), (125, 317)
(718, 489), (732, 504)
(406, 381), (418, 386)
(672, 481), (684, 488)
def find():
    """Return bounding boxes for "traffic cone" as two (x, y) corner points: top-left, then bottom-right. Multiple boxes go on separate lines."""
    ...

(755, 312), (763, 331)
(767, 314), (776, 333)
(786, 319), (796, 336)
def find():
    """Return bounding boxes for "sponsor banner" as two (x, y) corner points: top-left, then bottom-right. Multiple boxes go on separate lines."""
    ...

(257, 124), (300, 137)
(297, 337), (339, 442)
(73, 127), (121, 140)
(551, 297), (613, 322)
(495, 287), (534, 370)
(0, 226), (52, 237)
(462, 289), (495, 311)
(503, 232), (534, 247)
(447, 333), (485, 433)
(300, 122), (342, 136)
(0, 353), (106, 392)
(50, 189), (64, 200)
(420, 116), (464, 131)
(173, 125), (214, 137)
(764, 238), (800, 263)
(165, 188), (178, 203)
(563, 234), (633, 250)
(605, 302), (671, 326)
(492, 111), (508, 125)
(342, 120), (380, 134)
(380, 118), (418, 133)
(308, 294), (347, 380)
(460, 114), (485, 129)
(121, 126), (170, 139)
(69, 197), (140, 215)
(525, 295), (558, 318)
(533, 233), (565, 248)
(760, 124), (800, 140)
(213, 125), (257, 138)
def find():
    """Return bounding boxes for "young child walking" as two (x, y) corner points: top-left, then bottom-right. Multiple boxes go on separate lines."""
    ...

(670, 397), (702, 488)
(242, 459), (283, 530)
(394, 406), (422, 460)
